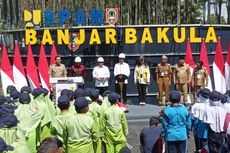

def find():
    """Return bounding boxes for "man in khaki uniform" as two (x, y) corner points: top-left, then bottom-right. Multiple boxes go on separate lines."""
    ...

(49, 56), (67, 103)
(156, 55), (172, 105)
(192, 61), (208, 97)
(49, 56), (67, 78)
(174, 56), (190, 104)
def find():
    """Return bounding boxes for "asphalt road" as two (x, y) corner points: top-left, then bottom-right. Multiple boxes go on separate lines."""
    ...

(126, 104), (195, 153)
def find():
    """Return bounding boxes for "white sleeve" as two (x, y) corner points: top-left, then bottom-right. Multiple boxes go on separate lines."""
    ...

(114, 64), (118, 76)
(105, 66), (110, 78)
(134, 66), (137, 82)
(147, 66), (150, 82)
(126, 64), (130, 77)
(92, 67), (97, 78)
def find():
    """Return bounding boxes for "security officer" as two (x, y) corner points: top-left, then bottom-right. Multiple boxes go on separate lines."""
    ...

(174, 56), (190, 104)
(192, 61), (208, 96)
(156, 55), (172, 105)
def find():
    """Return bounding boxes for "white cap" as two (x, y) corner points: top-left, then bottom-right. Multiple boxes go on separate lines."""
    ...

(75, 56), (81, 62)
(97, 57), (104, 62)
(227, 128), (230, 135)
(162, 55), (168, 59)
(118, 53), (126, 59)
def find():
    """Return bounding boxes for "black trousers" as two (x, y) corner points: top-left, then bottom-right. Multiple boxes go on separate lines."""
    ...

(208, 127), (224, 153)
(115, 83), (127, 104)
(167, 140), (186, 153)
(96, 87), (108, 96)
(137, 83), (147, 103)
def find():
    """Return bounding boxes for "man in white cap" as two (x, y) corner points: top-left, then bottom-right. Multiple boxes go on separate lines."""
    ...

(70, 56), (86, 88)
(114, 53), (130, 104)
(92, 57), (110, 95)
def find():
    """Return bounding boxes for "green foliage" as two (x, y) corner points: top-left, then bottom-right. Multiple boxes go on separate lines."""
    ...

(209, 14), (227, 24)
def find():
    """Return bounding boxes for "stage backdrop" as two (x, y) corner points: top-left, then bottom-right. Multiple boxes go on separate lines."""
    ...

(1, 25), (230, 104)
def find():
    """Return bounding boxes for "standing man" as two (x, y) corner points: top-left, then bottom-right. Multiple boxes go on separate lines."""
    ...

(92, 57), (110, 95)
(70, 56), (86, 88)
(191, 61), (208, 97)
(134, 56), (150, 106)
(174, 56), (190, 104)
(161, 90), (191, 153)
(156, 55), (172, 106)
(114, 53), (130, 104)
(49, 56), (67, 102)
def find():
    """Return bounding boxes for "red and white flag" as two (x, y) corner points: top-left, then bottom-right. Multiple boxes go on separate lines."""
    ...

(0, 43), (14, 95)
(50, 43), (58, 65)
(213, 37), (226, 93)
(26, 44), (40, 89)
(13, 41), (28, 90)
(184, 39), (195, 104)
(225, 41), (230, 90)
(38, 44), (50, 90)
(199, 39), (212, 90)
(185, 38), (196, 75)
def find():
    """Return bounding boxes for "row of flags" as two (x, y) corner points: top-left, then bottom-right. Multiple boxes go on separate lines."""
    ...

(1, 38), (230, 95)
(1, 42), (58, 95)
(185, 37), (230, 94)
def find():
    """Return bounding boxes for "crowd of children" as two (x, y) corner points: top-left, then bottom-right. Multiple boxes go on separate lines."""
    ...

(0, 85), (129, 153)
(191, 88), (230, 153)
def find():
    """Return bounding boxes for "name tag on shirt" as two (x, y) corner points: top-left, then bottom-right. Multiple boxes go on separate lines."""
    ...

(197, 74), (201, 79)
(160, 72), (165, 76)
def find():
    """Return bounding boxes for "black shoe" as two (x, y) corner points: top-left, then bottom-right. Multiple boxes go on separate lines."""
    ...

(124, 110), (129, 113)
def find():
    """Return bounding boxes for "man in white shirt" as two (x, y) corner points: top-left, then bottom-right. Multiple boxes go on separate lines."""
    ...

(114, 53), (130, 104)
(92, 57), (110, 95)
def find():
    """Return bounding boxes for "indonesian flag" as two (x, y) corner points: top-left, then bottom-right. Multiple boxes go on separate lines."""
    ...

(0, 43), (14, 95)
(185, 38), (196, 75)
(184, 39), (195, 104)
(50, 43), (58, 65)
(13, 41), (28, 90)
(38, 44), (50, 90)
(26, 44), (40, 89)
(116, 102), (128, 112)
(225, 41), (230, 90)
(199, 39), (212, 90)
(213, 37), (226, 93)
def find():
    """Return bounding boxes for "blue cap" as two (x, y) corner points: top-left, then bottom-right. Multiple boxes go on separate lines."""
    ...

(61, 89), (70, 97)
(10, 90), (19, 100)
(0, 96), (6, 105)
(90, 89), (100, 99)
(199, 88), (210, 99)
(20, 86), (32, 94)
(42, 88), (49, 96)
(58, 95), (70, 106)
(19, 93), (31, 104)
(69, 90), (74, 97)
(170, 90), (181, 102)
(74, 97), (89, 109)
(84, 88), (92, 97)
(108, 92), (120, 102)
(220, 94), (228, 103)
(0, 113), (19, 128)
(6, 86), (16, 94)
(74, 88), (85, 98)
(0, 137), (14, 151)
(102, 90), (110, 97)
(5, 97), (17, 104)
(32, 88), (43, 98)
(209, 91), (221, 101)
(0, 104), (17, 114)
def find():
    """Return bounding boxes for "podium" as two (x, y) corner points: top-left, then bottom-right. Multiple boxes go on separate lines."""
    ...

(49, 77), (83, 104)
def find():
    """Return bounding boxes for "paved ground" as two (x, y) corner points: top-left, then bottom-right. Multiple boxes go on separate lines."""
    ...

(126, 104), (195, 153)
